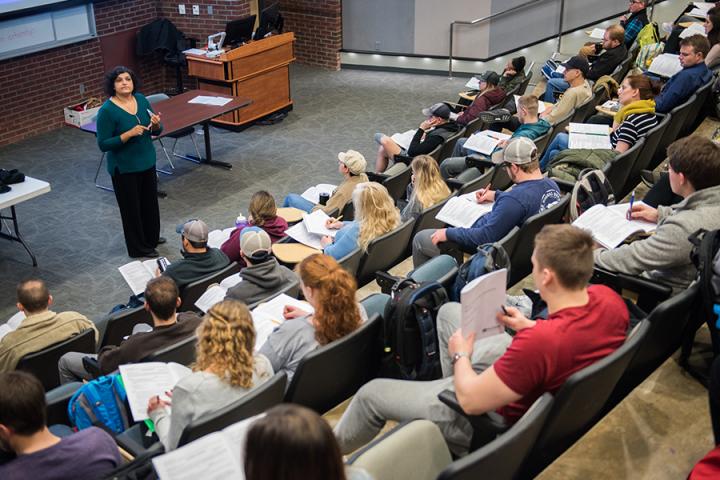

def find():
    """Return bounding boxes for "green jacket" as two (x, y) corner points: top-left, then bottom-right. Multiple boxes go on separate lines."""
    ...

(547, 148), (617, 182)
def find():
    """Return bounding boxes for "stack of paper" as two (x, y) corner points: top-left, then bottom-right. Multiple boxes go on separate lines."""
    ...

(588, 28), (606, 39)
(194, 273), (244, 313)
(568, 123), (611, 150)
(301, 184), (337, 204)
(285, 223), (323, 250)
(689, 2), (715, 17)
(188, 96), (232, 106)
(648, 53), (683, 78)
(302, 210), (337, 237)
(207, 227), (234, 249)
(391, 130), (417, 150)
(465, 77), (481, 90)
(572, 203), (657, 249)
(120, 362), (192, 422)
(600, 100), (621, 112)
(463, 130), (511, 156)
(118, 258), (171, 295)
(679, 22), (707, 39)
(460, 269), (507, 339)
(435, 195), (493, 228)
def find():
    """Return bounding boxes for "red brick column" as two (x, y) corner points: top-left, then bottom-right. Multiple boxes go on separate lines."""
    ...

(278, 0), (341, 70)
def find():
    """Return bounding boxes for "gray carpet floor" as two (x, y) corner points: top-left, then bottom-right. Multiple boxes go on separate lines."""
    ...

(0, 64), (469, 322)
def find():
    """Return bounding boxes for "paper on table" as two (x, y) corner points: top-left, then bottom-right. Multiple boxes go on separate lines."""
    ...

(188, 96), (232, 106)
(182, 48), (207, 56)
(0, 310), (25, 341)
(606, 203), (658, 232)
(251, 310), (281, 350)
(194, 273), (244, 312)
(460, 269), (507, 339)
(120, 362), (192, 422)
(514, 95), (546, 114)
(219, 273), (243, 289)
(600, 100), (620, 112)
(465, 77), (481, 90)
(572, 203), (656, 249)
(679, 22), (707, 38)
(435, 196), (493, 228)
(689, 2), (715, 17)
(463, 130), (512, 155)
(285, 223), (324, 250)
(648, 53), (683, 78)
(391, 129), (417, 151)
(252, 293), (314, 325)
(300, 183), (337, 204)
(568, 122), (611, 150)
(302, 210), (337, 237)
(207, 228), (234, 249)
(588, 28), (606, 39)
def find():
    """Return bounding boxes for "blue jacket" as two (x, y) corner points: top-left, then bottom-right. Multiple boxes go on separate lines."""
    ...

(323, 221), (359, 260)
(446, 178), (560, 251)
(655, 62), (712, 114)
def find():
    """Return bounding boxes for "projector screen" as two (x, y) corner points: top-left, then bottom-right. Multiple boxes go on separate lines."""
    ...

(0, 0), (69, 15)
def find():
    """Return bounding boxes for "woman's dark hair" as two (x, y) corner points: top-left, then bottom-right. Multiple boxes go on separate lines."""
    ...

(511, 56), (526, 73)
(708, 7), (720, 47)
(625, 74), (661, 100)
(244, 405), (347, 480)
(104, 66), (141, 97)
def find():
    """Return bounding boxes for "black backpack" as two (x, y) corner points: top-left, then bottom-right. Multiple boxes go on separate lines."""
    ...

(450, 243), (511, 302)
(568, 169), (615, 221)
(381, 279), (448, 381)
(690, 229), (720, 346)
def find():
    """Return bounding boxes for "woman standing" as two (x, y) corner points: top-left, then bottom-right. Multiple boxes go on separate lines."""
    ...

(96, 66), (163, 258)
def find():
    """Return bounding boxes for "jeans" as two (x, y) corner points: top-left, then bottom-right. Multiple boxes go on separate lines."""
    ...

(282, 193), (315, 212)
(543, 77), (570, 103)
(540, 132), (569, 171)
(412, 229), (442, 267)
(333, 303), (512, 455)
(452, 137), (470, 158)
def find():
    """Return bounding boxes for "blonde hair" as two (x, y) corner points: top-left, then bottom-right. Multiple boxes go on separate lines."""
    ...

(249, 191), (277, 227)
(297, 254), (361, 345)
(411, 155), (451, 210)
(352, 182), (400, 251)
(195, 300), (255, 388)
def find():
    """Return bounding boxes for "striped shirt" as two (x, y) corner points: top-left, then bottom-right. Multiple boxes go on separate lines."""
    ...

(610, 113), (657, 149)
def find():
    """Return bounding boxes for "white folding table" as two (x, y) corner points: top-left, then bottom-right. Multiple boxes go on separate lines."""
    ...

(0, 176), (51, 266)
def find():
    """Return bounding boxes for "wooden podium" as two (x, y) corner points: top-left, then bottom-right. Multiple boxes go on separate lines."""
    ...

(186, 32), (295, 128)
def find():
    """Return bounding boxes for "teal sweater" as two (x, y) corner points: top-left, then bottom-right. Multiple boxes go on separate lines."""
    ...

(96, 93), (162, 175)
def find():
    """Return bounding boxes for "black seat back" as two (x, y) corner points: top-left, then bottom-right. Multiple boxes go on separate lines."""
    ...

(341, 200), (355, 221)
(680, 77), (714, 137)
(285, 314), (382, 413)
(548, 109), (574, 144)
(649, 93), (696, 170)
(356, 219), (416, 286)
(142, 335), (197, 365)
(410, 197), (452, 239)
(463, 117), (486, 137)
(570, 94), (596, 123)
(178, 372), (287, 446)
(100, 306), (153, 349)
(522, 320), (650, 477)
(624, 113), (671, 193)
(508, 195), (569, 287)
(369, 165), (413, 203)
(532, 129), (553, 157)
(603, 137), (645, 198)
(180, 262), (241, 312)
(517, 70), (533, 95)
(438, 127), (467, 162)
(455, 168), (494, 195)
(337, 247), (364, 278)
(437, 393), (554, 480)
(17, 329), (96, 391)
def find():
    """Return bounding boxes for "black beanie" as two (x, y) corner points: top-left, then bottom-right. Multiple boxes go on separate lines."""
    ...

(511, 56), (526, 72)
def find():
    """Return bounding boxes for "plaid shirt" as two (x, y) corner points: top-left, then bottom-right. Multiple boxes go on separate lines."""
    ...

(621, 10), (648, 47)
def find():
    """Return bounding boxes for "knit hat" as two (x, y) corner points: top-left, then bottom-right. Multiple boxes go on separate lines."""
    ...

(240, 226), (272, 260)
(491, 137), (538, 165)
(338, 150), (367, 175)
(182, 219), (209, 243)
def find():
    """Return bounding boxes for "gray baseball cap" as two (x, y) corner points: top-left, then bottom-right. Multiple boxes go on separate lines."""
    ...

(491, 137), (538, 165)
(182, 219), (209, 243)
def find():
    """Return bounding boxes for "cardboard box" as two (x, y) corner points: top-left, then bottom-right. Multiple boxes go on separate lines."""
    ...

(64, 100), (100, 128)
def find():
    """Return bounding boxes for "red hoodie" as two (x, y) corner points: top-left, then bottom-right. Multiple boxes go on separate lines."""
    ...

(456, 87), (507, 125)
(220, 215), (288, 266)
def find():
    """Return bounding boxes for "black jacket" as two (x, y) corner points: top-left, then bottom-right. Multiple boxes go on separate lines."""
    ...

(407, 122), (461, 157)
(587, 43), (628, 81)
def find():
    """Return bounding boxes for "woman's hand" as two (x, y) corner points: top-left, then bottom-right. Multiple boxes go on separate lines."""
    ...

(149, 112), (161, 128)
(283, 305), (309, 320)
(629, 203), (659, 224)
(325, 219), (343, 230)
(147, 391), (172, 414)
(123, 124), (148, 142)
(320, 235), (334, 247)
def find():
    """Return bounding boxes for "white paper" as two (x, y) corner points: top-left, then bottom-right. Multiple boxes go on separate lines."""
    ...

(120, 362), (192, 422)
(300, 183), (337, 204)
(118, 261), (155, 295)
(568, 122), (612, 150)
(588, 28), (606, 39)
(514, 95), (547, 114)
(302, 210), (337, 237)
(689, 2), (714, 17)
(284, 223), (324, 250)
(188, 95), (232, 106)
(390, 129), (417, 150)
(555, 65), (566, 74)
(648, 53), (683, 78)
(600, 100), (620, 112)
(251, 310), (281, 351)
(679, 22), (707, 38)
(463, 130), (512, 155)
(219, 273), (243, 289)
(194, 285), (229, 313)
(0, 310), (25, 341)
(207, 228), (234, 249)
(465, 77), (481, 90)
(460, 269), (507, 339)
(252, 294), (314, 325)
(182, 48), (208, 56)
(435, 196), (493, 228)
(572, 203), (656, 249)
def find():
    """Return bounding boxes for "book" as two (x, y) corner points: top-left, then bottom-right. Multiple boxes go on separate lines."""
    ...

(207, 227), (234, 249)
(679, 22), (707, 39)
(119, 362), (192, 422)
(252, 294), (315, 350)
(302, 209), (337, 238)
(193, 273), (243, 313)
(689, 2), (715, 17)
(0, 311), (26, 342)
(600, 100), (620, 112)
(435, 195), (493, 228)
(152, 414), (262, 480)
(648, 53), (683, 78)
(572, 203), (657, 249)
(568, 122), (612, 150)
(390, 129), (417, 150)
(514, 95), (547, 114)
(285, 223), (324, 250)
(300, 183), (337, 204)
(463, 130), (512, 156)
(118, 258), (171, 295)
(588, 28), (605, 39)
(460, 269), (507, 339)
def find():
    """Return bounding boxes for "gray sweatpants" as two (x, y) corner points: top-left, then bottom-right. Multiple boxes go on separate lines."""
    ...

(333, 303), (512, 455)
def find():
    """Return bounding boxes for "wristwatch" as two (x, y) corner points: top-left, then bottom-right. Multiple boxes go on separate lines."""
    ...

(451, 352), (469, 366)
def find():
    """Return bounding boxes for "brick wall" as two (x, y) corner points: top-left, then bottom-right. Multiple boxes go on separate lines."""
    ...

(278, 0), (341, 70)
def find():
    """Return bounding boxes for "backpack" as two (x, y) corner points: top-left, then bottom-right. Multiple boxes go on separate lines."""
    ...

(636, 22), (660, 47)
(635, 41), (665, 70)
(450, 243), (511, 302)
(568, 169), (615, 221)
(690, 229), (720, 333)
(381, 280), (448, 381)
(68, 374), (131, 434)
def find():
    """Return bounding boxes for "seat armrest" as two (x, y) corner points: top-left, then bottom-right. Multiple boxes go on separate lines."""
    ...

(446, 178), (465, 191)
(375, 271), (402, 294)
(392, 154), (413, 165)
(438, 389), (510, 446)
(83, 356), (101, 378)
(366, 171), (388, 183)
(465, 156), (493, 171)
(46, 382), (83, 426)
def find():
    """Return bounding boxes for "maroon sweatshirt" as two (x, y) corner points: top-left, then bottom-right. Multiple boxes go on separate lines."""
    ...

(220, 215), (288, 266)
(456, 87), (507, 125)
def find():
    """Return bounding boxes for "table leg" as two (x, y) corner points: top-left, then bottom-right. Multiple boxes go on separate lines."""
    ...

(199, 122), (232, 169)
(0, 206), (38, 267)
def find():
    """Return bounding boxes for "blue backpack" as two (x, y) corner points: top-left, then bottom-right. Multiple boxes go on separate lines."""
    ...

(450, 243), (511, 302)
(68, 374), (130, 434)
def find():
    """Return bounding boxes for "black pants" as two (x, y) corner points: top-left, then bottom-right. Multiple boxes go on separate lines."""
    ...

(642, 172), (682, 208)
(489, 116), (522, 133)
(586, 114), (614, 126)
(710, 355), (720, 444)
(111, 166), (160, 257)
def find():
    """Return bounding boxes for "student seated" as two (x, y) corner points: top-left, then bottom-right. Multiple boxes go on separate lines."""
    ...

(451, 71), (506, 126)
(0, 371), (121, 479)
(0, 279), (97, 373)
(441, 95), (552, 182)
(164, 219), (231, 290)
(225, 227), (298, 305)
(412, 138), (560, 267)
(400, 155), (451, 222)
(459, 57), (526, 105)
(533, 25), (627, 103)
(334, 224), (629, 455)
(58, 276), (202, 383)
(595, 136), (720, 295)
(245, 404), (371, 480)
(282, 150), (370, 214)
(321, 182), (400, 261)
(147, 300), (273, 450)
(220, 191), (288, 266)
(619, 0), (649, 47)
(654, 35), (713, 114)
(374, 103), (460, 173)
(257, 254), (366, 383)
(540, 74), (660, 170)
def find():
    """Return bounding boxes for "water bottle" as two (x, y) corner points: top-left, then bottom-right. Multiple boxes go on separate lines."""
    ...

(235, 213), (247, 229)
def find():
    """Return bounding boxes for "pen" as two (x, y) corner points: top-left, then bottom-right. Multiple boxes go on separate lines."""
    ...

(479, 183), (492, 197)
(501, 305), (508, 315)
(147, 109), (155, 117)
(627, 190), (635, 220)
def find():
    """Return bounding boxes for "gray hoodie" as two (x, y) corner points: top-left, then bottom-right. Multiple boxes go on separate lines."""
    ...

(594, 185), (720, 295)
(225, 257), (298, 306)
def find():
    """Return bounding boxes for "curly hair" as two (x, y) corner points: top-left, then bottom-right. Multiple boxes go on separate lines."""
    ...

(410, 155), (451, 210)
(352, 182), (400, 251)
(194, 300), (256, 388)
(297, 254), (361, 345)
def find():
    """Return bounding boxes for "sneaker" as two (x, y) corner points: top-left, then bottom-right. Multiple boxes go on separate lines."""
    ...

(478, 108), (512, 124)
(640, 170), (662, 188)
(157, 236), (167, 245)
(661, 22), (674, 34)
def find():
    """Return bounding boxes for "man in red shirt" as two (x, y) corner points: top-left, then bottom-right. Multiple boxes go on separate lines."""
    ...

(334, 224), (628, 455)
